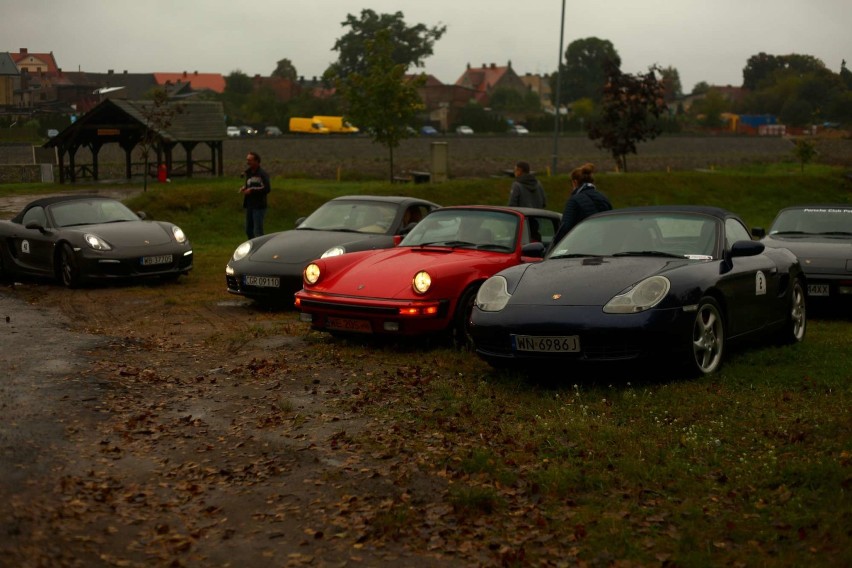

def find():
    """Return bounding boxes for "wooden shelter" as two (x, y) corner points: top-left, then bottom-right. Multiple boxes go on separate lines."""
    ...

(43, 98), (225, 184)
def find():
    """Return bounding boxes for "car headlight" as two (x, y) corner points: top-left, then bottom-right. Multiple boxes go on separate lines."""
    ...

(412, 271), (431, 294)
(232, 241), (252, 262)
(321, 245), (346, 258)
(603, 275), (670, 314)
(83, 233), (111, 251)
(304, 263), (321, 285)
(172, 226), (187, 243)
(476, 276), (511, 312)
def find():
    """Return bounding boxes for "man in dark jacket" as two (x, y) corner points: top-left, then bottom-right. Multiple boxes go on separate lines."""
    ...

(240, 151), (271, 239)
(552, 162), (612, 246)
(507, 161), (547, 209)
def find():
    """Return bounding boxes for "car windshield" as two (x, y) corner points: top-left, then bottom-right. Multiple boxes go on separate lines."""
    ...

(48, 199), (140, 228)
(400, 209), (518, 252)
(769, 207), (852, 236)
(298, 200), (399, 234)
(549, 213), (718, 259)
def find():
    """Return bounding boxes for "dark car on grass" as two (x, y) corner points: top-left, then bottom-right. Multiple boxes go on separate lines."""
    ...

(0, 194), (193, 287)
(226, 195), (439, 306)
(754, 204), (852, 305)
(470, 206), (806, 375)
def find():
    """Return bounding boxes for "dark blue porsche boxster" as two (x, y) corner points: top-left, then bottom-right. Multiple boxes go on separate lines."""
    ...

(470, 206), (807, 375)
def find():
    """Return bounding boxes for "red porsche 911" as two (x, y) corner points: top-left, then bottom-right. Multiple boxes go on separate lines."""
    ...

(294, 205), (561, 346)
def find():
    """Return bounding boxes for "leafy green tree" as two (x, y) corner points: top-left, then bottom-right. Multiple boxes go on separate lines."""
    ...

(792, 138), (817, 173)
(132, 89), (183, 192)
(691, 89), (729, 128)
(586, 61), (667, 172)
(659, 66), (683, 102)
(488, 87), (541, 113)
(326, 9), (446, 81)
(224, 70), (253, 95)
(691, 81), (711, 95)
(338, 29), (425, 181)
(552, 37), (621, 106)
(456, 102), (507, 133)
(742, 52), (827, 90)
(271, 58), (298, 81)
(222, 70), (253, 124)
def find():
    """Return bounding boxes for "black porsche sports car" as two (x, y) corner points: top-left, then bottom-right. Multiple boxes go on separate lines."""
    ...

(225, 195), (440, 305)
(0, 194), (193, 287)
(470, 206), (807, 375)
(754, 204), (852, 304)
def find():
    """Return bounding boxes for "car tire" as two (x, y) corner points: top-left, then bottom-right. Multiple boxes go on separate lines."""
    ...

(689, 297), (725, 375)
(451, 286), (480, 350)
(777, 278), (806, 345)
(58, 243), (81, 288)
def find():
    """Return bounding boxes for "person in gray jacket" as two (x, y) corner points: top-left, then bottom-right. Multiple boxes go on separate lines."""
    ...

(507, 161), (547, 209)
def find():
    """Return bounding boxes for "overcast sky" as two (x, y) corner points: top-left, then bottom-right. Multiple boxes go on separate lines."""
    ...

(3, 0), (849, 93)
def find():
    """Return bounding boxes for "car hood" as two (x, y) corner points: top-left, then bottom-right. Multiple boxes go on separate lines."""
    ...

(76, 221), (176, 246)
(763, 235), (852, 271)
(509, 256), (694, 306)
(317, 246), (514, 299)
(249, 230), (388, 264)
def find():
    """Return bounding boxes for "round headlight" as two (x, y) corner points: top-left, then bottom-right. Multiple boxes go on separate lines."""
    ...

(476, 276), (511, 312)
(232, 241), (252, 262)
(321, 245), (346, 259)
(604, 275), (670, 314)
(83, 233), (111, 251)
(172, 226), (187, 243)
(412, 271), (431, 294)
(304, 263), (321, 285)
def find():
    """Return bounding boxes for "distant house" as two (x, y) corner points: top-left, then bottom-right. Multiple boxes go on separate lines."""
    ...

(251, 74), (302, 103)
(0, 52), (19, 107)
(153, 71), (225, 94)
(414, 74), (477, 130)
(454, 62), (528, 106)
(520, 72), (552, 108)
(10, 48), (60, 75)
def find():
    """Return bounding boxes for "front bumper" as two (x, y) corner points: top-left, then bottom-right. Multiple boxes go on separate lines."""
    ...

(78, 249), (193, 280)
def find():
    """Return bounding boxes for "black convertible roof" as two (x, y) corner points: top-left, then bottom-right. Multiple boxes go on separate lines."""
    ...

(595, 205), (736, 219)
(10, 194), (117, 223)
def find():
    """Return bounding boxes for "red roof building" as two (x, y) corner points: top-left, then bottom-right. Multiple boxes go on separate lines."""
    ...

(454, 62), (528, 106)
(153, 71), (225, 94)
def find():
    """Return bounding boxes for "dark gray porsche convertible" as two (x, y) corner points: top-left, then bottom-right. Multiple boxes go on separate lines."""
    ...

(754, 204), (852, 305)
(470, 206), (807, 375)
(226, 195), (439, 305)
(0, 194), (193, 287)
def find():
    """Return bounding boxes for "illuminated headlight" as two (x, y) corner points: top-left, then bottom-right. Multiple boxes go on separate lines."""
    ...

(232, 241), (252, 261)
(604, 275), (670, 314)
(83, 233), (111, 251)
(321, 245), (346, 258)
(225, 265), (235, 276)
(304, 263), (321, 285)
(172, 226), (187, 243)
(412, 271), (431, 294)
(476, 276), (511, 312)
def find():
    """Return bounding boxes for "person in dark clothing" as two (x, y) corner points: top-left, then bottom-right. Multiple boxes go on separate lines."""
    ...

(552, 163), (612, 246)
(507, 161), (547, 209)
(239, 151), (271, 239)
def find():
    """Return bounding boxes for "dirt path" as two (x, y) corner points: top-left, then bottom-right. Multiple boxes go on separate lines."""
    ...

(0, 284), (450, 567)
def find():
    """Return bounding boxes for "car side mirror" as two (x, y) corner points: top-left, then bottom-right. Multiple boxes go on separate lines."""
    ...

(751, 227), (765, 238)
(295, 216), (306, 228)
(25, 220), (47, 233)
(136, 211), (148, 220)
(521, 242), (546, 259)
(730, 240), (765, 257)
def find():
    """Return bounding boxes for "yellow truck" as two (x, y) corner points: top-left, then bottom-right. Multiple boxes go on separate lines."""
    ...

(289, 117), (329, 134)
(313, 116), (359, 134)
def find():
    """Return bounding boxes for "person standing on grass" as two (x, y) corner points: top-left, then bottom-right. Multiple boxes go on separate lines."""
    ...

(239, 151), (271, 239)
(551, 162), (612, 246)
(507, 161), (547, 209)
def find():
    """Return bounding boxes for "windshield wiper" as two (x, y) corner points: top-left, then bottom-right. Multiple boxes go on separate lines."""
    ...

(418, 240), (476, 248)
(549, 253), (601, 259)
(613, 251), (684, 258)
(476, 243), (512, 251)
(817, 231), (852, 236)
(771, 230), (809, 235)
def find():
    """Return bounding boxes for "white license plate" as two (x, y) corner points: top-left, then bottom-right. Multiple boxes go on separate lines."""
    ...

(141, 255), (172, 265)
(244, 275), (280, 288)
(512, 334), (580, 353)
(808, 284), (829, 297)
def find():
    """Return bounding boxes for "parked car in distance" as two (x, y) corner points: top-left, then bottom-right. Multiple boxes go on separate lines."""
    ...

(470, 206), (807, 375)
(0, 195), (193, 288)
(226, 126), (241, 138)
(264, 126), (283, 136)
(226, 196), (440, 306)
(508, 124), (529, 135)
(456, 125), (474, 135)
(421, 126), (439, 136)
(239, 125), (257, 137)
(295, 205), (561, 346)
(754, 204), (852, 304)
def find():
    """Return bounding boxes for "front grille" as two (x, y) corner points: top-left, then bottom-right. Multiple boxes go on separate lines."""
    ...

(298, 298), (399, 316)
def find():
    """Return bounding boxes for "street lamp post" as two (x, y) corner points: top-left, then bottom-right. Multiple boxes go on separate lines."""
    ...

(551, 0), (566, 176)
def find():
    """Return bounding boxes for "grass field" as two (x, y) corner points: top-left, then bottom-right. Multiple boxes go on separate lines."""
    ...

(2, 167), (850, 565)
